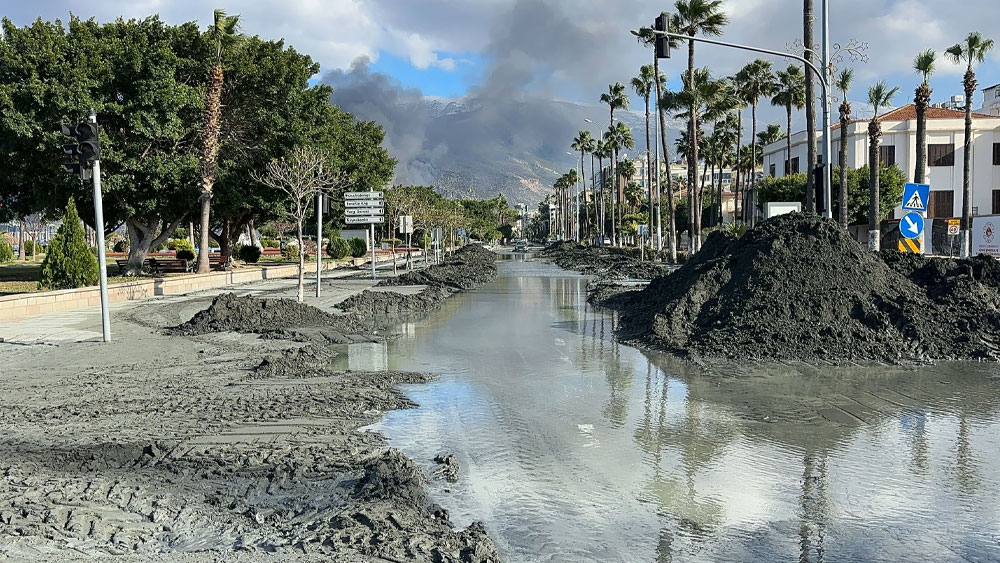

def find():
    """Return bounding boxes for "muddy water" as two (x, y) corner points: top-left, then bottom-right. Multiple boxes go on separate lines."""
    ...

(362, 258), (1000, 562)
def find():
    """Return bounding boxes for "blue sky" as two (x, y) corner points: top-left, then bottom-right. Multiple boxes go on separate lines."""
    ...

(368, 52), (485, 99)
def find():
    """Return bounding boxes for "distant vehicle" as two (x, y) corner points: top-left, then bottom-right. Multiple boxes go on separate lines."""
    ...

(513, 240), (528, 252)
(600, 236), (611, 246)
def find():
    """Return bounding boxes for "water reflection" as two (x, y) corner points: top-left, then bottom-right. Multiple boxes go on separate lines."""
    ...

(373, 260), (1000, 562)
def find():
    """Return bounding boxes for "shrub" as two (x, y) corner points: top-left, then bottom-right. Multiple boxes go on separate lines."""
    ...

(281, 244), (299, 260)
(22, 240), (38, 256)
(260, 238), (279, 248)
(113, 239), (128, 253)
(176, 249), (195, 261)
(326, 237), (350, 259)
(723, 222), (748, 237)
(239, 244), (262, 263)
(169, 238), (195, 252)
(38, 198), (99, 290)
(348, 237), (367, 258)
(0, 240), (13, 263)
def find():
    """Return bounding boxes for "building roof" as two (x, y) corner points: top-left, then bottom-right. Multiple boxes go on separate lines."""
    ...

(825, 103), (997, 131)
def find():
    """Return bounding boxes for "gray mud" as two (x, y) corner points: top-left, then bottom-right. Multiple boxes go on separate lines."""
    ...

(340, 245), (498, 323)
(601, 212), (1000, 363)
(1, 271), (502, 561)
(537, 241), (671, 280)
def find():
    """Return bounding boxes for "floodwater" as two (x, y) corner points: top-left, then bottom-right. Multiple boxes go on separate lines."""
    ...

(361, 257), (1000, 562)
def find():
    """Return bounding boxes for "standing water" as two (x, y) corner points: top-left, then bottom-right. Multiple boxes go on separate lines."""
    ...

(363, 257), (1000, 562)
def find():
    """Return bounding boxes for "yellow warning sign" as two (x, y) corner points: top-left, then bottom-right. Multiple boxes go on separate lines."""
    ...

(897, 238), (921, 253)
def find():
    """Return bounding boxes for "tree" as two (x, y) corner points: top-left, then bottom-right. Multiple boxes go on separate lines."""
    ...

(600, 82), (629, 245)
(594, 139), (613, 241)
(674, 0), (728, 251)
(803, 0), (817, 212)
(836, 69), (854, 228)
(866, 81), (900, 251)
(735, 59), (776, 221)
(758, 165), (904, 225)
(571, 130), (595, 241)
(605, 122), (634, 246)
(631, 64), (658, 238)
(254, 147), (344, 302)
(913, 50), (936, 185)
(196, 9), (242, 274)
(771, 65), (806, 176)
(757, 124), (785, 147)
(945, 32), (994, 258)
(39, 198), (99, 290)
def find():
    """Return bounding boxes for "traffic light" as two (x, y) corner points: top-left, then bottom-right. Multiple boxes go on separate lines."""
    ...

(59, 119), (100, 182)
(654, 13), (671, 59)
(76, 122), (100, 162)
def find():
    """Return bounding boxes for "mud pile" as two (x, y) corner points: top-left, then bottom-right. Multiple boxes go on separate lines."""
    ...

(611, 213), (1000, 363)
(381, 244), (498, 289)
(340, 244), (498, 320)
(538, 242), (670, 280)
(171, 292), (366, 338)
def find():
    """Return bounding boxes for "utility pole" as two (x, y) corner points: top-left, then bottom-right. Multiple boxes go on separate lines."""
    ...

(315, 189), (323, 297)
(87, 110), (111, 342)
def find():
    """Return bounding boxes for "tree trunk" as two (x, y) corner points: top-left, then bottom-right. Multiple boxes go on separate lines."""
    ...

(296, 219), (305, 302)
(249, 218), (260, 248)
(687, 33), (698, 253)
(611, 151), (618, 246)
(914, 84), (930, 184)
(590, 153), (596, 241)
(786, 106), (794, 176)
(17, 221), (25, 261)
(839, 105), (850, 228)
(644, 93), (653, 238)
(580, 150), (587, 242)
(653, 58), (676, 262)
(125, 217), (184, 274)
(751, 103), (759, 224)
(734, 111), (742, 221)
(804, 0), (817, 213)
(961, 69), (975, 259)
(196, 194), (212, 273)
(868, 120), (881, 251)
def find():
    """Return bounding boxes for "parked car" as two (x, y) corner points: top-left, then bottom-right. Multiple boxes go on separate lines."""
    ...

(513, 240), (528, 252)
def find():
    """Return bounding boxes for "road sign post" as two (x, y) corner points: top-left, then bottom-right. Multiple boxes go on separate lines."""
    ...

(344, 191), (384, 279)
(899, 183), (930, 254)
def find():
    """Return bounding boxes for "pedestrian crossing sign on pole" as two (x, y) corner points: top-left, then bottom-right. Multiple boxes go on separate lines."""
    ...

(901, 183), (930, 212)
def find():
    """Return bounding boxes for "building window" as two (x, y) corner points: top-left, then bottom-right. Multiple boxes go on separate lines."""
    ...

(789, 157), (799, 174)
(879, 145), (896, 167)
(770, 163), (776, 177)
(928, 190), (954, 218)
(994, 190), (1000, 214)
(928, 143), (955, 167)
(993, 143), (1000, 165)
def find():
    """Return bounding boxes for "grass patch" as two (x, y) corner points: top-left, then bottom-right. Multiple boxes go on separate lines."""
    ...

(0, 262), (130, 296)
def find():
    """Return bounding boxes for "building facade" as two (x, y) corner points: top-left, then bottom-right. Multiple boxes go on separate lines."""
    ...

(762, 104), (1000, 220)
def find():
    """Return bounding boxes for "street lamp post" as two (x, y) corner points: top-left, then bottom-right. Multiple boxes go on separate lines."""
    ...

(634, 27), (833, 221)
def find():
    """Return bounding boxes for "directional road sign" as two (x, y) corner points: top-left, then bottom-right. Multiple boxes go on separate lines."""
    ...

(344, 191), (383, 200)
(345, 199), (384, 208)
(346, 216), (384, 224)
(900, 211), (924, 240)
(345, 208), (385, 217)
(901, 183), (930, 212)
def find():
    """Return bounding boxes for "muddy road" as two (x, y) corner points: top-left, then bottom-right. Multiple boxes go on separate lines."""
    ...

(0, 255), (501, 562)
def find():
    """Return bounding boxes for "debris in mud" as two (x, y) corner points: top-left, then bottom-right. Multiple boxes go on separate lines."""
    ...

(170, 292), (367, 337)
(538, 241), (671, 280)
(355, 448), (427, 508)
(252, 345), (330, 379)
(433, 454), (460, 483)
(606, 213), (1000, 363)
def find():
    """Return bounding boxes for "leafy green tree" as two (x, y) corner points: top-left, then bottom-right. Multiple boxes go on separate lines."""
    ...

(757, 165), (905, 226)
(39, 198), (98, 289)
(0, 239), (13, 263)
(326, 237), (350, 259)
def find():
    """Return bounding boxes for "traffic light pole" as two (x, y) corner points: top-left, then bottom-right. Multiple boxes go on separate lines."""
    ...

(89, 110), (111, 342)
(316, 190), (323, 298)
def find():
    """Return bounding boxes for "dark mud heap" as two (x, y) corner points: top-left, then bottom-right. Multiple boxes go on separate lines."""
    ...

(538, 241), (671, 280)
(612, 213), (1000, 363)
(380, 244), (499, 289)
(171, 292), (366, 337)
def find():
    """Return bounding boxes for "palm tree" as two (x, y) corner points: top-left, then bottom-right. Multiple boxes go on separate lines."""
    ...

(803, 0), (817, 212)
(771, 65), (806, 177)
(757, 123), (785, 148)
(945, 32), (995, 258)
(736, 59), (776, 222)
(913, 50), (936, 185)
(729, 79), (748, 221)
(600, 83), (629, 244)
(594, 139), (613, 241)
(606, 122), (636, 246)
(632, 65), (657, 238)
(674, 0), (728, 252)
(836, 69), (854, 228)
(866, 81), (900, 251)
(706, 80), (739, 225)
(196, 9), (241, 274)
(572, 131), (594, 241)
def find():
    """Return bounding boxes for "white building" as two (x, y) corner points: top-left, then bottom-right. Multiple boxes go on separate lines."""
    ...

(762, 104), (1000, 220)
(979, 84), (1000, 117)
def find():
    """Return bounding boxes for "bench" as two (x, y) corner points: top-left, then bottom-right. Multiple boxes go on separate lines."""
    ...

(145, 258), (189, 274)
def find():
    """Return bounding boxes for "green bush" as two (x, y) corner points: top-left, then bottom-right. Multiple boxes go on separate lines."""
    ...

(348, 237), (367, 258)
(723, 222), (748, 237)
(260, 238), (279, 248)
(22, 240), (39, 256)
(239, 244), (262, 263)
(39, 198), (99, 290)
(176, 249), (195, 261)
(169, 238), (194, 252)
(0, 240), (13, 263)
(281, 244), (299, 260)
(326, 237), (350, 259)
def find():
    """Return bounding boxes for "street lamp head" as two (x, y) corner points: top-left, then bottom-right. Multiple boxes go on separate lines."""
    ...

(629, 29), (641, 37)
(584, 118), (594, 123)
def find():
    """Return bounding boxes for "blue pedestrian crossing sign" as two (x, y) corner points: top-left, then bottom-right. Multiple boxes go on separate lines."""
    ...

(901, 183), (930, 212)
(900, 211), (924, 239)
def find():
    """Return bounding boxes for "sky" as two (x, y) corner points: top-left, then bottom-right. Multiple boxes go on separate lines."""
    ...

(6, 1), (1000, 187)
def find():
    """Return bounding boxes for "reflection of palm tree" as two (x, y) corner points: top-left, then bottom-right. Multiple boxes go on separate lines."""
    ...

(798, 451), (830, 563)
(602, 339), (633, 428)
(955, 413), (980, 494)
